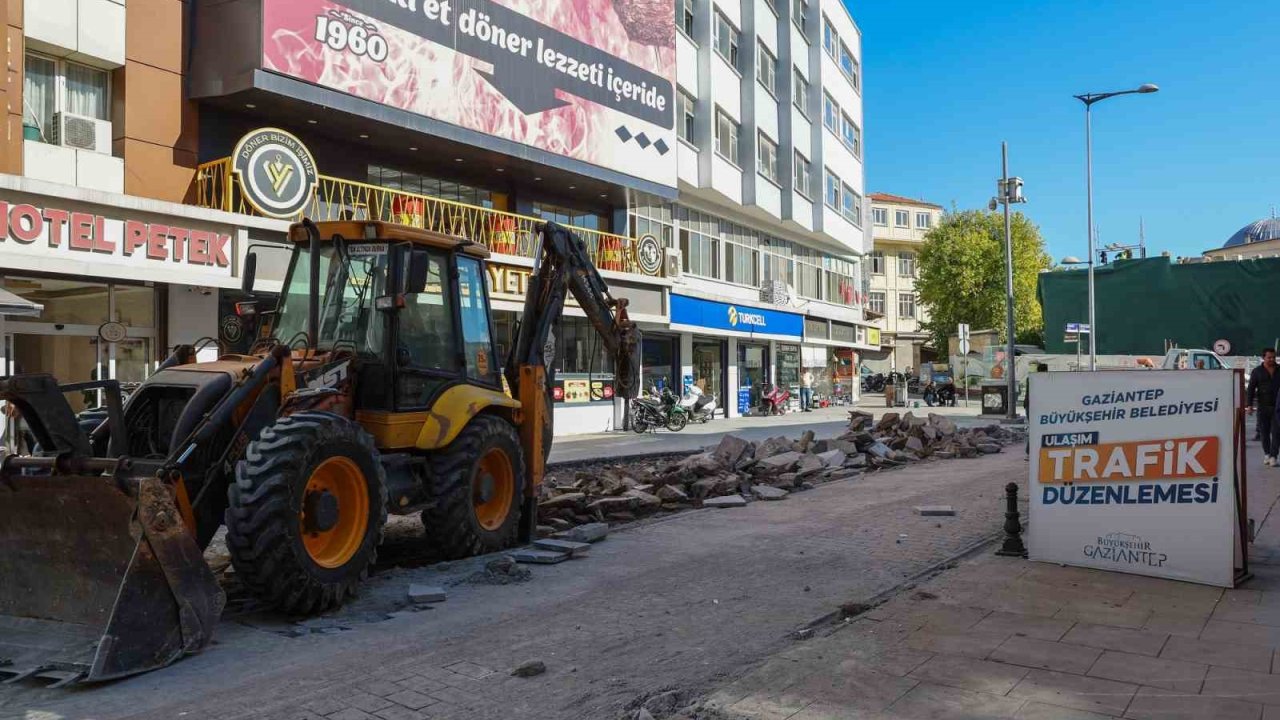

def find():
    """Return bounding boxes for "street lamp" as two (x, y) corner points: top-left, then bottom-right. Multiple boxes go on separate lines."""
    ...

(1074, 83), (1159, 370)
(991, 142), (1026, 421)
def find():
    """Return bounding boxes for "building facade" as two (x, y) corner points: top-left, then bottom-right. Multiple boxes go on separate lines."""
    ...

(866, 192), (942, 372)
(3, 0), (872, 434)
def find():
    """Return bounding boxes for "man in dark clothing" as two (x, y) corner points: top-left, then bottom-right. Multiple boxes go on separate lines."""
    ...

(1248, 348), (1280, 465)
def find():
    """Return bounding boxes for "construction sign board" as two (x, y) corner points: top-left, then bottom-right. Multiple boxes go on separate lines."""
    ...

(1028, 370), (1243, 587)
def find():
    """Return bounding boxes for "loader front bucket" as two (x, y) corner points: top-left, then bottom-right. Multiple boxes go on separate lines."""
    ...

(0, 470), (224, 686)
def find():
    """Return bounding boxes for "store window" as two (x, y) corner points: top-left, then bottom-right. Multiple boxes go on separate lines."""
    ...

(692, 340), (724, 413)
(23, 53), (110, 143)
(555, 316), (615, 402)
(531, 202), (606, 231)
(641, 336), (678, 393)
(738, 342), (768, 411)
(367, 165), (494, 209)
(776, 343), (800, 392)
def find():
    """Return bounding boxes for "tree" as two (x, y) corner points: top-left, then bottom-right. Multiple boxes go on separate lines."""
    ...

(915, 209), (1052, 354)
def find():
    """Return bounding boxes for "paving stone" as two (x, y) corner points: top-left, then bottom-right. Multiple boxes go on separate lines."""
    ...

(899, 604), (991, 633)
(908, 654), (1029, 695)
(1086, 649), (1206, 692)
(1125, 685), (1262, 720)
(990, 636), (1102, 674)
(774, 666), (918, 714)
(904, 629), (1011, 659)
(1014, 702), (1120, 720)
(973, 611), (1074, 641)
(752, 485), (789, 501)
(442, 661), (495, 680)
(374, 707), (427, 720)
(345, 692), (395, 713)
(328, 710), (377, 720)
(1142, 610), (1209, 638)
(1054, 605), (1152, 630)
(395, 675), (447, 694)
(1201, 665), (1280, 706)
(1200, 619), (1280, 649)
(703, 494), (748, 508)
(883, 681), (1023, 719)
(406, 585), (447, 604)
(557, 522), (609, 543)
(1061, 623), (1169, 657)
(383, 690), (436, 711)
(302, 698), (349, 715)
(511, 549), (569, 564)
(1008, 669), (1137, 717)
(1160, 635), (1274, 672)
(532, 538), (591, 557)
(914, 505), (956, 516)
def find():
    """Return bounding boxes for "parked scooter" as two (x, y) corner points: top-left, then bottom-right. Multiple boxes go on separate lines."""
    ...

(679, 383), (718, 423)
(759, 382), (791, 416)
(862, 372), (886, 393)
(631, 383), (688, 433)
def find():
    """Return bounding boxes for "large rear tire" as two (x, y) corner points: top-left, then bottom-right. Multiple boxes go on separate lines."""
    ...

(225, 411), (387, 615)
(420, 415), (526, 560)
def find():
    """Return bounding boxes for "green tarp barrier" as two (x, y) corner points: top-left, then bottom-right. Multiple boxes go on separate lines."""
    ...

(1038, 256), (1280, 355)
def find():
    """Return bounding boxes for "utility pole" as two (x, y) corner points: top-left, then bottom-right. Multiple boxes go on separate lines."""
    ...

(990, 142), (1026, 421)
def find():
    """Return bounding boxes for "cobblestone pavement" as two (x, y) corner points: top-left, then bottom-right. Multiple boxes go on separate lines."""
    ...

(1, 448), (1026, 720)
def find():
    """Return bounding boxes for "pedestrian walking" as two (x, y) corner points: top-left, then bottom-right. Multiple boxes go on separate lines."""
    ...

(800, 369), (814, 412)
(1247, 348), (1280, 465)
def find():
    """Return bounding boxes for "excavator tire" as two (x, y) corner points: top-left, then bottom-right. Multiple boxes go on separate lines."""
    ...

(421, 415), (526, 559)
(225, 411), (387, 615)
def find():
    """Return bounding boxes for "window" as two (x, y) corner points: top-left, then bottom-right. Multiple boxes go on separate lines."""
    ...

(629, 193), (675, 249)
(793, 151), (812, 198)
(868, 291), (885, 314)
(793, 0), (808, 30)
(762, 0), (778, 15)
(556, 316), (616, 376)
(841, 184), (861, 225)
(457, 256), (497, 384)
(916, 212), (932, 229)
(713, 12), (741, 69)
(898, 251), (916, 277)
(368, 166), (495, 209)
(396, 249), (460, 407)
(839, 42), (860, 90)
(677, 90), (696, 142)
(898, 293), (916, 319)
(724, 232), (760, 287)
(757, 132), (779, 184)
(873, 208), (888, 226)
(679, 207), (721, 278)
(841, 112), (861, 157)
(869, 250), (884, 274)
(822, 92), (838, 132)
(824, 169), (841, 210)
(823, 17), (836, 57)
(678, 0), (695, 37)
(757, 41), (778, 96)
(22, 53), (110, 144)
(532, 201), (606, 231)
(895, 209), (910, 227)
(715, 109), (740, 165)
(792, 68), (810, 117)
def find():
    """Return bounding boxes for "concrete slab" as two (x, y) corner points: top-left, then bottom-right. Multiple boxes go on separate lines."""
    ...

(1060, 623), (1170, 657)
(904, 629), (1011, 659)
(914, 505), (956, 516)
(1085, 650), (1206, 693)
(990, 636), (1103, 675)
(972, 610), (1075, 642)
(884, 681), (1024, 719)
(1125, 685), (1263, 720)
(703, 494), (748, 508)
(1014, 702), (1121, 720)
(406, 585), (447, 604)
(908, 654), (1030, 695)
(1008, 669), (1138, 717)
(1160, 635), (1274, 672)
(532, 538), (591, 557)
(510, 549), (569, 565)
(1201, 664), (1280, 706)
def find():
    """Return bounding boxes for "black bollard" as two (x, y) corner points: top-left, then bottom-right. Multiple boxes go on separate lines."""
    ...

(995, 482), (1027, 558)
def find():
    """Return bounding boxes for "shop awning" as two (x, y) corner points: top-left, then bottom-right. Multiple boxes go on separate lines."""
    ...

(0, 288), (43, 317)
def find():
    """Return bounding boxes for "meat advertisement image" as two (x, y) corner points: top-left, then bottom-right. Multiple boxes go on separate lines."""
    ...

(263, 0), (677, 188)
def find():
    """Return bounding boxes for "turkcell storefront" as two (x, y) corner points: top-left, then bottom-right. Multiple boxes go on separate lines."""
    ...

(664, 293), (867, 417)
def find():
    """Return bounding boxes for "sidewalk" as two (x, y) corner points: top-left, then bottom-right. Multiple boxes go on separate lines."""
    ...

(549, 398), (991, 464)
(700, 419), (1280, 720)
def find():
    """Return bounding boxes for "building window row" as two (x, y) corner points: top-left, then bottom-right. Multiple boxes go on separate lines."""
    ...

(865, 291), (916, 318)
(873, 206), (937, 230)
(866, 249), (916, 277)
(821, 15), (861, 92)
(822, 91), (862, 159)
(824, 168), (863, 226)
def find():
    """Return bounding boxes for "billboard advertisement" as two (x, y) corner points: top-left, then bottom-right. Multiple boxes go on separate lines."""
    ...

(1028, 370), (1241, 587)
(262, 0), (676, 188)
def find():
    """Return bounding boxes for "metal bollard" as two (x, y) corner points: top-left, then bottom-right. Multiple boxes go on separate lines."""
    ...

(995, 482), (1027, 558)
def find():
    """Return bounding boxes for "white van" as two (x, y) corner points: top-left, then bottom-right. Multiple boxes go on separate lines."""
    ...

(1159, 348), (1228, 370)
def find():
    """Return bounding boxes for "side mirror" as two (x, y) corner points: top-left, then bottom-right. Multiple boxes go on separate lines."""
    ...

(242, 251), (258, 295)
(406, 252), (430, 295)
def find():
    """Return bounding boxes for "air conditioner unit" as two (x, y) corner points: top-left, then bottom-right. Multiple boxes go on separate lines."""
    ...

(50, 112), (112, 154)
(664, 248), (682, 280)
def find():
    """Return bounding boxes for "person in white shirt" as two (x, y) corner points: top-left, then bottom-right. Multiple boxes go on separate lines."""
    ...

(800, 369), (814, 412)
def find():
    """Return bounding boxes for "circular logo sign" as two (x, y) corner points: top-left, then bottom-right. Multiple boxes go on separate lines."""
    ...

(220, 314), (245, 344)
(636, 233), (663, 275)
(232, 128), (319, 219)
(98, 321), (128, 343)
(1214, 338), (1231, 356)
(727, 306), (739, 327)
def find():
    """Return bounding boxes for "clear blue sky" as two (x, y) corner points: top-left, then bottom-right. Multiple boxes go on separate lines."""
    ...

(849, 1), (1279, 262)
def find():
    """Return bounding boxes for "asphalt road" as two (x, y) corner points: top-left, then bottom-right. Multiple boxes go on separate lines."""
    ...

(2, 446), (1027, 720)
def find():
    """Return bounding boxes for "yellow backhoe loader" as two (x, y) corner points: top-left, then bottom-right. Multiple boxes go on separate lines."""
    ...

(0, 218), (640, 685)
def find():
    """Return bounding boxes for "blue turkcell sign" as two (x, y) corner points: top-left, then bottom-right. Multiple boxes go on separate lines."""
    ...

(670, 294), (804, 338)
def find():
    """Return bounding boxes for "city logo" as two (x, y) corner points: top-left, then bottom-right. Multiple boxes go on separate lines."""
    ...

(232, 128), (319, 219)
(636, 233), (663, 275)
(1083, 532), (1168, 568)
(727, 306), (766, 328)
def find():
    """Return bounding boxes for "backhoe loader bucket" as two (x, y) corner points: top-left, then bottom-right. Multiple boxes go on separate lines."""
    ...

(0, 375), (224, 685)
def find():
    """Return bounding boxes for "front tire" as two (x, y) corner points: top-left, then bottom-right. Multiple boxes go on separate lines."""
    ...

(225, 412), (387, 615)
(421, 415), (526, 560)
(666, 412), (688, 432)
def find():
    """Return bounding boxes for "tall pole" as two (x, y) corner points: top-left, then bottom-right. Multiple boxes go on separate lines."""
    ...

(1085, 104), (1097, 370)
(1002, 142), (1017, 420)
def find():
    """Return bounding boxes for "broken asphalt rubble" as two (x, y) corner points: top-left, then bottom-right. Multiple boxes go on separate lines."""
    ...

(537, 411), (1024, 531)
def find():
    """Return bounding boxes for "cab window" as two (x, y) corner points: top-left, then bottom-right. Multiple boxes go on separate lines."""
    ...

(396, 248), (459, 408)
(457, 256), (498, 385)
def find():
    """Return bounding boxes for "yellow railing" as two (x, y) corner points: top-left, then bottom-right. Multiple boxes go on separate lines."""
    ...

(195, 158), (654, 276)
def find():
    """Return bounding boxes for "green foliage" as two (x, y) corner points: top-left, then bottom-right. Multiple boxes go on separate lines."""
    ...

(915, 209), (1052, 352)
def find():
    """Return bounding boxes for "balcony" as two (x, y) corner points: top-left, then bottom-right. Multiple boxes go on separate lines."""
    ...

(194, 158), (659, 277)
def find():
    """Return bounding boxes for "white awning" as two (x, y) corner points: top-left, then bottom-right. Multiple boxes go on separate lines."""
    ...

(0, 288), (43, 317)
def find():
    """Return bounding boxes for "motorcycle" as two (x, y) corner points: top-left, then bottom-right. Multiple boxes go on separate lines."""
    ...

(759, 382), (791, 416)
(631, 383), (688, 433)
(923, 378), (957, 407)
(862, 372), (886, 393)
(679, 384), (718, 423)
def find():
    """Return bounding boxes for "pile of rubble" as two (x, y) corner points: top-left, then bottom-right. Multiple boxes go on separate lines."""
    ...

(538, 411), (1023, 532)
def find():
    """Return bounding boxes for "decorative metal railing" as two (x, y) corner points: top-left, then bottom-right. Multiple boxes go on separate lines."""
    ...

(194, 158), (654, 276)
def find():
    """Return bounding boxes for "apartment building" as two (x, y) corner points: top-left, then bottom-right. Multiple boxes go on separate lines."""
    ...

(866, 192), (943, 372)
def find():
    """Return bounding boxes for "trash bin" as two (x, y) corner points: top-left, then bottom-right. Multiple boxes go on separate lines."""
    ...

(981, 382), (1008, 416)
(884, 383), (895, 407)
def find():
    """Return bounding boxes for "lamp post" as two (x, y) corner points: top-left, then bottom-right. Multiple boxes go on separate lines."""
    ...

(990, 142), (1026, 421)
(1074, 83), (1159, 370)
